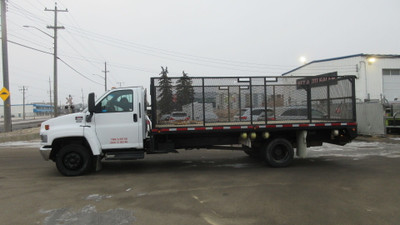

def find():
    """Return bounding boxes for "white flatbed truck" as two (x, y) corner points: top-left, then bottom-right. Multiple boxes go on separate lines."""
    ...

(40, 75), (357, 176)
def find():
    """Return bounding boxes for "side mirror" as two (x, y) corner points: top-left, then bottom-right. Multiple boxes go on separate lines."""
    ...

(87, 93), (95, 122)
(88, 92), (95, 113)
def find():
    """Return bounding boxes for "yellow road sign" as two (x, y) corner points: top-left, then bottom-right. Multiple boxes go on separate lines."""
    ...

(0, 87), (10, 101)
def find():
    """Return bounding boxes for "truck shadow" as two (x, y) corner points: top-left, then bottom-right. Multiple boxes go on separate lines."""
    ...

(97, 152), (340, 176)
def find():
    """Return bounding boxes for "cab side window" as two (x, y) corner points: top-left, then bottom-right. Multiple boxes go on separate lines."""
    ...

(97, 90), (133, 113)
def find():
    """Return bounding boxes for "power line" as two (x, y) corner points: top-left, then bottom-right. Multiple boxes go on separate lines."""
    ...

(6, 39), (53, 55)
(66, 26), (295, 69)
(60, 33), (102, 71)
(33, 0), (47, 9)
(61, 31), (291, 74)
(67, 29), (288, 73)
(5, 39), (104, 85)
(7, 1), (112, 83)
(7, 1), (50, 24)
(6, 1), (294, 75)
(8, 33), (51, 50)
(57, 4), (106, 62)
(7, 1), (294, 70)
(58, 57), (104, 86)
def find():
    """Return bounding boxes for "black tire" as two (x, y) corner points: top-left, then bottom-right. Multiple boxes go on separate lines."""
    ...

(56, 144), (92, 176)
(263, 138), (294, 167)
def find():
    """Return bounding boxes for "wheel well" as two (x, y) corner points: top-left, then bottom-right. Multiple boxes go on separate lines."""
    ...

(49, 137), (92, 161)
(252, 131), (296, 149)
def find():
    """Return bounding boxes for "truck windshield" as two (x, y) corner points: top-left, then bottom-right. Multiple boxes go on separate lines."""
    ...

(97, 90), (134, 113)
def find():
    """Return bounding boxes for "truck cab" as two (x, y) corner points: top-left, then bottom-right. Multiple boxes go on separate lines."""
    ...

(40, 87), (148, 176)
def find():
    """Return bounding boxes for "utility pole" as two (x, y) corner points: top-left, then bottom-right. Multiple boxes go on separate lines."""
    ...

(102, 62), (109, 91)
(81, 89), (84, 110)
(1, 0), (12, 132)
(117, 82), (124, 87)
(19, 86), (28, 120)
(48, 77), (52, 115)
(45, 3), (67, 117)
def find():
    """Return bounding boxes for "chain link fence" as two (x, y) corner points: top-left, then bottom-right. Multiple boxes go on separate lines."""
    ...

(151, 76), (355, 127)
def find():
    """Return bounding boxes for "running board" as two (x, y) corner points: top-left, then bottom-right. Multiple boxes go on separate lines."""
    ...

(104, 151), (145, 160)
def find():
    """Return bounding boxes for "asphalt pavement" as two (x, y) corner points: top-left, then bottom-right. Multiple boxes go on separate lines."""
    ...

(0, 138), (400, 225)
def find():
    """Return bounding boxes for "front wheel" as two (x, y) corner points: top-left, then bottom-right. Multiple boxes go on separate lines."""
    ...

(56, 144), (92, 176)
(263, 138), (294, 167)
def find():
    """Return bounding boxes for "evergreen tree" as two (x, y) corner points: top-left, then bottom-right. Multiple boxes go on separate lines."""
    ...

(176, 71), (194, 110)
(157, 66), (173, 114)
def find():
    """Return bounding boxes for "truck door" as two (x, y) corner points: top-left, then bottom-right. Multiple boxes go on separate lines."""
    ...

(93, 89), (142, 149)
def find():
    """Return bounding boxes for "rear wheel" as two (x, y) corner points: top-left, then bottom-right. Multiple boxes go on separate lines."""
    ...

(263, 138), (294, 167)
(56, 144), (92, 176)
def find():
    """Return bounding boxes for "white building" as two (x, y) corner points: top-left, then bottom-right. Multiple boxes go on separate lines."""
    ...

(282, 54), (400, 135)
(282, 54), (400, 102)
(0, 103), (53, 119)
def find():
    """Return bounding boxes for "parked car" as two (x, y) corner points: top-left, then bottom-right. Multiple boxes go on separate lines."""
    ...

(257, 110), (276, 121)
(276, 106), (327, 120)
(234, 107), (273, 121)
(160, 114), (170, 121)
(169, 111), (190, 121)
(195, 111), (219, 122)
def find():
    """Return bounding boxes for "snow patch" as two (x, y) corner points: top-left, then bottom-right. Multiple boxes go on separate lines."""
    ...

(41, 205), (135, 225)
(0, 140), (40, 148)
(85, 194), (112, 202)
(307, 141), (400, 159)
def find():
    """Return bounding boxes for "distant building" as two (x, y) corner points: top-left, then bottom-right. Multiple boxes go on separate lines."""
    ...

(33, 104), (54, 115)
(0, 103), (53, 118)
(282, 54), (400, 102)
(282, 54), (400, 135)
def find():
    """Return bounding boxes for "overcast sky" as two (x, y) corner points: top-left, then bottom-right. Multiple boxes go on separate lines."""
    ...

(1, 0), (399, 105)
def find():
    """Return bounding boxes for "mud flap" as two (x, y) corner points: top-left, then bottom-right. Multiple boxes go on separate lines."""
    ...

(93, 155), (102, 172)
(239, 137), (252, 148)
(296, 130), (308, 158)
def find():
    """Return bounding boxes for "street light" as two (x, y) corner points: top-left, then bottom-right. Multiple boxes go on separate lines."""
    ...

(359, 57), (377, 101)
(299, 56), (307, 65)
(24, 25), (59, 117)
(23, 25), (53, 38)
(367, 57), (376, 65)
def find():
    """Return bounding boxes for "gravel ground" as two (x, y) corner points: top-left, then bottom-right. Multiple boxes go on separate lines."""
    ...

(0, 127), (40, 143)
(1, 137), (400, 225)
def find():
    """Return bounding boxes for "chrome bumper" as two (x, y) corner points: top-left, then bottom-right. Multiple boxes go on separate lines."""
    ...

(40, 146), (52, 161)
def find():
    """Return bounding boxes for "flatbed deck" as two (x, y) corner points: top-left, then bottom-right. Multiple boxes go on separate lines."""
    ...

(155, 120), (353, 128)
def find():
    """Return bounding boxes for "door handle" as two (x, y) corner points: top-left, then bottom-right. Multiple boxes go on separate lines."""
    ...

(133, 114), (138, 122)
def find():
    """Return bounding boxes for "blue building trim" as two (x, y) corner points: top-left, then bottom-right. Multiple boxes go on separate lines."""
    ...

(33, 104), (54, 113)
(33, 109), (53, 113)
(33, 104), (54, 108)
